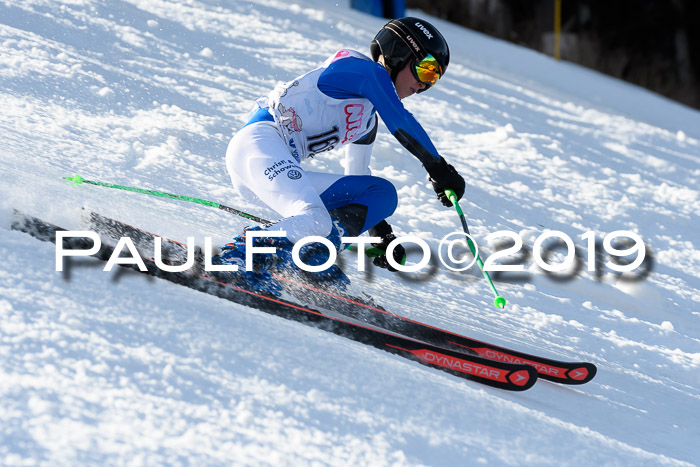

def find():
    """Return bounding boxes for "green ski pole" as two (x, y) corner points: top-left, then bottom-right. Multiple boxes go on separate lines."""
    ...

(64, 174), (390, 260)
(64, 174), (270, 224)
(444, 189), (506, 309)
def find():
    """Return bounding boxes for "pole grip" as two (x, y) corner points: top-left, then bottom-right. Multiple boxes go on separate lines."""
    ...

(444, 188), (465, 216)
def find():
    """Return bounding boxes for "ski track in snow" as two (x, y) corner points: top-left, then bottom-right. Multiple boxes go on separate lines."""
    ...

(1, 0), (699, 465)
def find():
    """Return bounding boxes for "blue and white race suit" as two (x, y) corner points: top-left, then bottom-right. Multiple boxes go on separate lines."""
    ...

(225, 49), (444, 242)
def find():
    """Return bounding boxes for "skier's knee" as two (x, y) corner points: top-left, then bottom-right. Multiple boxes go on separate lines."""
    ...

(300, 207), (334, 238)
(373, 177), (398, 217)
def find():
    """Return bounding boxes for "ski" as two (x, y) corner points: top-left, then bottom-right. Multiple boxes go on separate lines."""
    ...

(81, 210), (597, 385)
(276, 277), (597, 385)
(11, 210), (538, 391)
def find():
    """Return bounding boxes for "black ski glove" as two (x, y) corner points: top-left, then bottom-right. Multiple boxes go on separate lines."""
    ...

(368, 221), (406, 272)
(427, 158), (466, 207)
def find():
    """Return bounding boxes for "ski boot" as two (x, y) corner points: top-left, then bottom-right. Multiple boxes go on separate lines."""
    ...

(211, 226), (288, 296)
(279, 220), (351, 291)
(212, 223), (351, 295)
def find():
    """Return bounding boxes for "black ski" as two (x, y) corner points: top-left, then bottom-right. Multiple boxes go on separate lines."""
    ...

(11, 210), (538, 391)
(81, 210), (597, 385)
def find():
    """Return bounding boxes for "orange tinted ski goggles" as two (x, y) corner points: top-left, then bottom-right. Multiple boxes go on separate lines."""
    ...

(412, 54), (442, 89)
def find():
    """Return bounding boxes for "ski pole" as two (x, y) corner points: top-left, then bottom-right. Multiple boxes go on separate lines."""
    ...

(444, 189), (506, 309)
(64, 174), (271, 224)
(65, 174), (396, 262)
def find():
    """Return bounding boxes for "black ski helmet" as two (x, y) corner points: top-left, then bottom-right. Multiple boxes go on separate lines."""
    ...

(370, 17), (450, 91)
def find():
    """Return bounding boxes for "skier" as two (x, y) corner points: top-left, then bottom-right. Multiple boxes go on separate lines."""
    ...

(214, 17), (466, 294)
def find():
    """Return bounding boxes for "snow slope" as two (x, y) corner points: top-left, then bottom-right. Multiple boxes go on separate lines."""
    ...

(1, 0), (699, 464)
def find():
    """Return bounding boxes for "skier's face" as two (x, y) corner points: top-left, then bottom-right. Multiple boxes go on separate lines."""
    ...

(395, 63), (428, 99)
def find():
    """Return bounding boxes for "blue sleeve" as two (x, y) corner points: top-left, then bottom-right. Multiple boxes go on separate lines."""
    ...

(317, 57), (442, 166)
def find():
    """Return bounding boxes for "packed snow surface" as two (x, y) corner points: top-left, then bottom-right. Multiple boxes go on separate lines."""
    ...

(1, 0), (699, 465)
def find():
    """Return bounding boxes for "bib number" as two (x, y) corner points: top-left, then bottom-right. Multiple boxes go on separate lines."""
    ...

(307, 126), (339, 156)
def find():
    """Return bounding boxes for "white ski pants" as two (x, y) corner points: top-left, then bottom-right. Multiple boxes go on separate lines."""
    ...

(225, 121), (343, 243)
